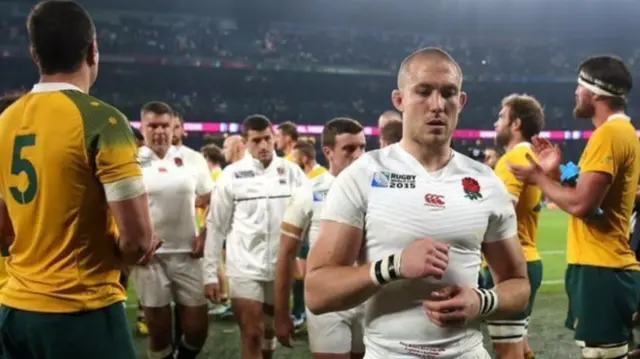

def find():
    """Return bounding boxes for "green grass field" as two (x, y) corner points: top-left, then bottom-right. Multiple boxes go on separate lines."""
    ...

(127, 209), (578, 358)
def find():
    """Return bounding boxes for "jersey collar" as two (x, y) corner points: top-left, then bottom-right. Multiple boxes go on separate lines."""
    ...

(512, 142), (532, 149)
(31, 82), (83, 93)
(606, 113), (631, 122)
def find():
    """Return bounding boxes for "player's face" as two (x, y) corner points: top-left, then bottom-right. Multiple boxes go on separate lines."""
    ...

(275, 129), (287, 150)
(141, 112), (173, 153)
(494, 106), (513, 147)
(246, 129), (275, 163)
(172, 117), (184, 146)
(392, 59), (466, 148)
(324, 132), (366, 175)
(574, 84), (596, 119)
(483, 149), (498, 169)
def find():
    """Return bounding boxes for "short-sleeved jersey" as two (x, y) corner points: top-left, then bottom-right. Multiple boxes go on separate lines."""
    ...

(196, 166), (222, 228)
(139, 146), (214, 253)
(494, 142), (542, 262)
(321, 144), (517, 358)
(282, 172), (334, 247)
(567, 114), (640, 269)
(0, 83), (141, 312)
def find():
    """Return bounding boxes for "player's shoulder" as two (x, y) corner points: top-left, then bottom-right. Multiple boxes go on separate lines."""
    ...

(310, 171), (335, 191)
(452, 151), (504, 186)
(62, 91), (127, 124)
(221, 155), (255, 180)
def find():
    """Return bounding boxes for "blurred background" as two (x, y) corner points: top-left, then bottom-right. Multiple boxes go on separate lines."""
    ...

(1, 0), (639, 163)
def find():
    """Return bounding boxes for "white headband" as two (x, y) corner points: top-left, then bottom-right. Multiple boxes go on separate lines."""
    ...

(578, 71), (626, 98)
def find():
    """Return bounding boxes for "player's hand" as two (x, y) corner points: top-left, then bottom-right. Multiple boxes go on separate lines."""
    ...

(531, 136), (562, 174)
(137, 235), (164, 266)
(191, 233), (205, 259)
(204, 282), (222, 303)
(399, 237), (449, 279)
(275, 311), (295, 348)
(508, 153), (545, 185)
(423, 284), (481, 327)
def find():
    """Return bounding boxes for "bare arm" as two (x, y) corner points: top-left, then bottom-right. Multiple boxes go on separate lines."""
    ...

(533, 171), (611, 218)
(306, 220), (379, 315)
(483, 236), (530, 316)
(196, 194), (210, 208)
(104, 177), (155, 265)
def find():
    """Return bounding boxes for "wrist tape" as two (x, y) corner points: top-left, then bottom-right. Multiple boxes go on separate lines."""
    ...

(369, 252), (402, 285)
(473, 288), (499, 317)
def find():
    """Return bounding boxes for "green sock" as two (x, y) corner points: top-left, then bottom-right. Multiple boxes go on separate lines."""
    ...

(291, 280), (305, 317)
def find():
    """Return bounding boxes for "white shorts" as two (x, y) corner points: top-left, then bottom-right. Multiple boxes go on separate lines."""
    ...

(363, 344), (491, 359)
(132, 253), (206, 308)
(306, 306), (365, 354)
(228, 277), (274, 305)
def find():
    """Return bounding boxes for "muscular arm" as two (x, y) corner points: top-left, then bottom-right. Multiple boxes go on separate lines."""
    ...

(275, 187), (312, 318)
(305, 220), (379, 315)
(533, 171), (611, 218)
(105, 177), (154, 265)
(483, 236), (530, 316)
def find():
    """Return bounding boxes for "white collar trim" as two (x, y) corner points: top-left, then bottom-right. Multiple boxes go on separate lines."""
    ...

(31, 82), (84, 93)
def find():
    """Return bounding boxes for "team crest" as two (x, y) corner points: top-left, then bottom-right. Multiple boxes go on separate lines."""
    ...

(174, 157), (184, 167)
(462, 177), (482, 200)
(277, 167), (285, 176)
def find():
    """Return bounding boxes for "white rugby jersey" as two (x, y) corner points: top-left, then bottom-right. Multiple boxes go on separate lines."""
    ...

(321, 143), (517, 359)
(139, 146), (214, 253)
(282, 171), (335, 248)
(204, 153), (307, 283)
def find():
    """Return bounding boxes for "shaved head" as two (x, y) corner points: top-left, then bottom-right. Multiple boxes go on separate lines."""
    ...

(378, 110), (402, 128)
(223, 134), (246, 163)
(397, 47), (463, 89)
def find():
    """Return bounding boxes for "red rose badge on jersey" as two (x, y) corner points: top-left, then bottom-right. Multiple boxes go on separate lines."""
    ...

(174, 157), (184, 167)
(462, 177), (483, 200)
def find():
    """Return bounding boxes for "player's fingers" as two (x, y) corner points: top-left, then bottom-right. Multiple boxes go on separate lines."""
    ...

(424, 309), (446, 327)
(428, 257), (448, 272)
(432, 249), (449, 263)
(432, 241), (450, 253)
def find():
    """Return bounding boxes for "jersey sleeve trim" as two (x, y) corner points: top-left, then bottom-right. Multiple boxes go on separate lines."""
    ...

(103, 176), (146, 202)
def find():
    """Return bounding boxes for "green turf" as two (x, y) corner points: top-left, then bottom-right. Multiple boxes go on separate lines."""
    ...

(129, 209), (582, 358)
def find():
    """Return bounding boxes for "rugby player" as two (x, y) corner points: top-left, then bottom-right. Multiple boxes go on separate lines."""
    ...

(287, 141), (328, 328)
(276, 121), (299, 160)
(223, 134), (247, 164)
(201, 144), (225, 179)
(305, 47), (530, 359)
(510, 55), (639, 359)
(275, 117), (367, 358)
(379, 119), (403, 148)
(132, 101), (213, 359)
(204, 114), (307, 359)
(0, 1), (161, 358)
(488, 94), (546, 359)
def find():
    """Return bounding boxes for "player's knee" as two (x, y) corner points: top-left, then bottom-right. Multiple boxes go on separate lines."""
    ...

(578, 341), (628, 359)
(486, 320), (527, 344)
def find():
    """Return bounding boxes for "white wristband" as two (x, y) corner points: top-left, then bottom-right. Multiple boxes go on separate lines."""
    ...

(369, 252), (403, 286)
(473, 288), (499, 317)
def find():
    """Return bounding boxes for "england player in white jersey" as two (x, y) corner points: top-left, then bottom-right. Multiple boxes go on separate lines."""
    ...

(305, 48), (530, 359)
(132, 102), (214, 359)
(274, 118), (367, 358)
(204, 114), (307, 359)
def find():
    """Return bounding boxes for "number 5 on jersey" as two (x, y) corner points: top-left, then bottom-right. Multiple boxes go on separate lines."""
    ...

(10, 134), (38, 204)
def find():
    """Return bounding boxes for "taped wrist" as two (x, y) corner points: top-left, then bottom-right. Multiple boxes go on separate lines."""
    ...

(369, 252), (402, 285)
(473, 288), (499, 317)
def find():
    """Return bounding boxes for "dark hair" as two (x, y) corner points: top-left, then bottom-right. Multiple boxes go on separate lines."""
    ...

(501, 94), (545, 141)
(130, 126), (144, 142)
(322, 117), (364, 148)
(201, 144), (225, 165)
(380, 120), (403, 145)
(579, 55), (633, 110)
(0, 90), (27, 114)
(27, 0), (95, 75)
(172, 110), (184, 124)
(241, 114), (272, 137)
(140, 101), (173, 116)
(294, 141), (316, 160)
(278, 121), (299, 141)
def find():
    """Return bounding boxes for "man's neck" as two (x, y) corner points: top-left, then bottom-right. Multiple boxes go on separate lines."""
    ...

(283, 144), (294, 157)
(592, 107), (624, 129)
(40, 74), (89, 93)
(304, 162), (317, 174)
(506, 135), (527, 151)
(151, 146), (169, 159)
(400, 138), (452, 172)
